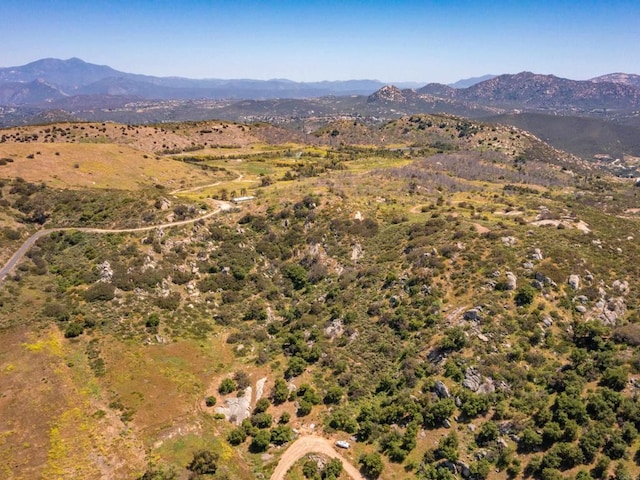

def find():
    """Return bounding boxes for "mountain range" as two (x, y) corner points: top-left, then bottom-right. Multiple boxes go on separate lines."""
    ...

(0, 57), (417, 104)
(2, 58), (638, 112)
(2, 58), (640, 163)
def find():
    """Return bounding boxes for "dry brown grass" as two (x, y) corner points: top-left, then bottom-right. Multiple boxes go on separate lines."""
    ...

(0, 143), (214, 190)
(0, 326), (147, 479)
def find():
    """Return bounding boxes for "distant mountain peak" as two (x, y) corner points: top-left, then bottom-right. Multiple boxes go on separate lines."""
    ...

(448, 74), (496, 89)
(367, 85), (410, 103)
(590, 73), (640, 88)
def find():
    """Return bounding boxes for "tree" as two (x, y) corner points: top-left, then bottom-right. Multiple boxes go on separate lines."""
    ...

(283, 263), (308, 290)
(600, 366), (628, 391)
(272, 378), (289, 404)
(84, 281), (116, 302)
(186, 450), (218, 475)
(423, 398), (455, 428)
(285, 356), (307, 379)
(234, 371), (251, 389)
(322, 458), (343, 479)
(303, 459), (320, 479)
(250, 412), (273, 429)
(518, 427), (542, 453)
(359, 452), (384, 479)
(476, 420), (500, 446)
(515, 285), (535, 307)
(323, 385), (343, 405)
(218, 378), (236, 394)
(279, 412), (291, 424)
(435, 432), (459, 462)
(137, 466), (177, 480)
(254, 397), (271, 414)
(227, 427), (247, 446)
(249, 430), (271, 452)
(603, 432), (627, 460)
(270, 425), (293, 445)
(64, 322), (84, 338)
(297, 399), (313, 417)
(470, 459), (491, 479)
(205, 396), (216, 407)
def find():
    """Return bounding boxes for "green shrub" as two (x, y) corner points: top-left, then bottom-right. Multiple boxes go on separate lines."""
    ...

(254, 397), (271, 414)
(218, 378), (236, 395)
(227, 427), (247, 446)
(249, 430), (271, 452)
(186, 450), (218, 475)
(64, 322), (84, 338)
(272, 378), (289, 404)
(270, 425), (293, 445)
(359, 452), (384, 479)
(515, 285), (536, 307)
(84, 282), (115, 302)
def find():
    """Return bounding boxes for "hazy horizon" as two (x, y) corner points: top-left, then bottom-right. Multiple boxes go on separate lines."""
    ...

(2, 0), (639, 84)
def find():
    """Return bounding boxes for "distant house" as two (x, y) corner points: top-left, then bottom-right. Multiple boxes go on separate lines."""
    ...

(231, 196), (255, 204)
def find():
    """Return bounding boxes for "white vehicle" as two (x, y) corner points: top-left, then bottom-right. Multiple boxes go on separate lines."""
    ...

(335, 440), (350, 449)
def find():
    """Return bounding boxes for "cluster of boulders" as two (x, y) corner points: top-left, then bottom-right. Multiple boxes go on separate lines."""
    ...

(461, 367), (497, 395)
(98, 260), (113, 282)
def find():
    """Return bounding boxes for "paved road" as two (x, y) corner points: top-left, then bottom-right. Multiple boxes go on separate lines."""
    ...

(0, 201), (232, 284)
(269, 435), (364, 480)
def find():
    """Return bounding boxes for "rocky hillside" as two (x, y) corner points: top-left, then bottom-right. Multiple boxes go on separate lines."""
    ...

(420, 72), (640, 111)
(591, 73), (640, 89)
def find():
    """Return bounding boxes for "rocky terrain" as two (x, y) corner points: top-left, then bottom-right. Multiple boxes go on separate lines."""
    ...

(0, 113), (639, 480)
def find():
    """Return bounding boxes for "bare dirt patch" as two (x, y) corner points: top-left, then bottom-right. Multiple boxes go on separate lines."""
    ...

(269, 436), (364, 480)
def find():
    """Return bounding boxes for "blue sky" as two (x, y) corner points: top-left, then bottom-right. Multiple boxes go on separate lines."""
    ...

(2, 0), (638, 83)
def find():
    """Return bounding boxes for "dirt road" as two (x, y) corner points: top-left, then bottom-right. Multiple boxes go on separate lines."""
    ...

(269, 435), (365, 480)
(0, 200), (232, 284)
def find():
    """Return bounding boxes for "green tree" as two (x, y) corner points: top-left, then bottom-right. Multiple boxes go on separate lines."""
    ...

(218, 378), (236, 394)
(64, 322), (84, 338)
(515, 285), (536, 307)
(279, 412), (291, 424)
(470, 459), (491, 479)
(285, 356), (307, 379)
(600, 367), (628, 391)
(359, 452), (384, 479)
(435, 432), (459, 462)
(227, 427), (248, 446)
(297, 399), (313, 417)
(270, 425), (293, 445)
(250, 412), (273, 429)
(186, 450), (218, 475)
(303, 459), (320, 480)
(323, 385), (343, 405)
(254, 397), (271, 414)
(249, 430), (271, 452)
(323, 458), (343, 479)
(137, 466), (177, 480)
(283, 263), (308, 290)
(272, 378), (289, 404)
(476, 420), (500, 446)
(518, 427), (542, 453)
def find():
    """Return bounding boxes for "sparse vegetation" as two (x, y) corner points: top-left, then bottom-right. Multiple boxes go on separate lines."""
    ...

(1, 117), (639, 480)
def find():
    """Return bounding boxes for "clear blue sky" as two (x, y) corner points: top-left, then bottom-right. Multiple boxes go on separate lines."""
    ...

(2, 0), (638, 83)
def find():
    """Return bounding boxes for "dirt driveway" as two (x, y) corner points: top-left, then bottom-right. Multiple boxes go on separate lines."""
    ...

(269, 435), (365, 480)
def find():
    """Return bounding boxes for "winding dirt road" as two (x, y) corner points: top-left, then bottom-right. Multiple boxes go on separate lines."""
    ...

(0, 200), (232, 284)
(270, 436), (365, 480)
(169, 172), (245, 195)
